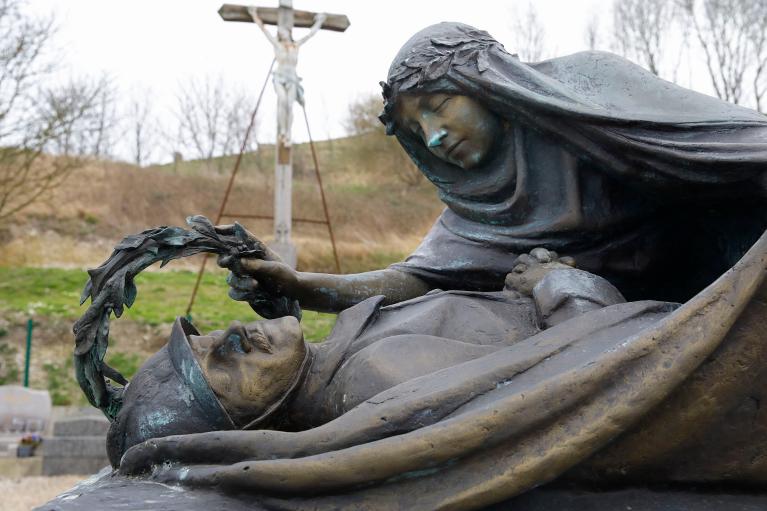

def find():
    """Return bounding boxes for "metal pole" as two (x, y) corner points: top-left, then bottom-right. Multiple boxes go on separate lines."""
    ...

(272, 0), (298, 267)
(23, 318), (32, 387)
(302, 105), (341, 273)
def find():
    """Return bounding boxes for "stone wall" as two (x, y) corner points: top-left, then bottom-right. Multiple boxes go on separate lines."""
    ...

(41, 416), (110, 476)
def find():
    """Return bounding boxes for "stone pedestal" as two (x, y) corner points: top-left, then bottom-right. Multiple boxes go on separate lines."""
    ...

(41, 416), (110, 476)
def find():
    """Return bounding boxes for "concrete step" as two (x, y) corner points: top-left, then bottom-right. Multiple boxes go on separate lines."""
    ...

(41, 436), (107, 458)
(53, 416), (109, 437)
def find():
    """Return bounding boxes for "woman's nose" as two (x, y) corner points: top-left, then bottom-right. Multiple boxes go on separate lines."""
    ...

(427, 128), (448, 148)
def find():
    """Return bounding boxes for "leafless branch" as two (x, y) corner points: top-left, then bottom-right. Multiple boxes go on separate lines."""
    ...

(679, 0), (767, 109)
(612, 0), (678, 77)
(127, 89), (158, 167)
(0, 0), (110, 222)
(343, 93), (423, 187)
(510, 1), (548, 62)
(173, 76), (258, 171)
(584, 15), (601, 50)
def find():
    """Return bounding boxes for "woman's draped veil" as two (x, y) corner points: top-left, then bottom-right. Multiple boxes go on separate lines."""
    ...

(379, 22), (767, 237)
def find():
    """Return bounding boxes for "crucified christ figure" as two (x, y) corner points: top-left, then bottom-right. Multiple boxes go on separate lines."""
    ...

(247, 7), (326, 147)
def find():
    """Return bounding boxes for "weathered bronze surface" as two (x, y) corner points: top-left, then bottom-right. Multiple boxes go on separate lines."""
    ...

(106, 249), (625, 464)
(44, 21), (767, 511)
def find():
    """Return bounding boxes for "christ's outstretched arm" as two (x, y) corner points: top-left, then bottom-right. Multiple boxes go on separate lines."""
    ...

(247, 7), (279, 47)
(296, 13), (327, 46)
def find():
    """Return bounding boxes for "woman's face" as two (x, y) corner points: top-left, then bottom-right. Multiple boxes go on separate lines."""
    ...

(189, 317), (306, 425)
(394, 93), (501, 169)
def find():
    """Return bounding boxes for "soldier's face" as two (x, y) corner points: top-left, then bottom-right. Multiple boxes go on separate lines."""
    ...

(189, 316), (306, 425)
(395, 93), (501, 169)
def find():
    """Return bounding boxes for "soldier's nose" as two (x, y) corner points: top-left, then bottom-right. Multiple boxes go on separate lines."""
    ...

(427, 129), (448, 148)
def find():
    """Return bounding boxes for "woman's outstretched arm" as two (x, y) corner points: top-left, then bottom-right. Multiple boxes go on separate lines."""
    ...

(222, 257), (433, 314)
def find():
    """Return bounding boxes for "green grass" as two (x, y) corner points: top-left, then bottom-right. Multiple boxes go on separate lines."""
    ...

(0, 266), (336, 342)
(0, 342), (19, 385)
(44, 359), (80, 406)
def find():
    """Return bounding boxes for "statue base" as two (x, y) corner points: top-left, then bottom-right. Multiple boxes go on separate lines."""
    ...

(36, 469), (767, 511)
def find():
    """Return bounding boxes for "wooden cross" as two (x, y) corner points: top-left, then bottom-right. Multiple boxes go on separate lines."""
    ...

(219, 2), (349, 267)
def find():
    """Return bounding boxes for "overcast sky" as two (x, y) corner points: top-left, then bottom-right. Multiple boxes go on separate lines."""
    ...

(28, 0), (635, 161)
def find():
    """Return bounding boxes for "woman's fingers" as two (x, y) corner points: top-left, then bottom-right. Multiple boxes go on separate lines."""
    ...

(217, 253), (233, 269)
(221, 257), (298, 298)
(239, 259), (286, 280)
(239, 258), (270, 274)
(218, 254), (252, 275)
(225, 271), (259, 302)
(214, 224), (236, 235)
(215, 222), (260, 243)
(228, 288), (253, 301)
(227, 272), (258, 291)
(240, 259), (299, 296)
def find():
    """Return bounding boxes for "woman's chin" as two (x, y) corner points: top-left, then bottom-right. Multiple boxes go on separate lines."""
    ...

(453, 150), (487, 170)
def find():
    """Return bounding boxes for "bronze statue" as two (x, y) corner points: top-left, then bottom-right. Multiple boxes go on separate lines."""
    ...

(44, 21), (767, 511)
(107, 248), (626, 466)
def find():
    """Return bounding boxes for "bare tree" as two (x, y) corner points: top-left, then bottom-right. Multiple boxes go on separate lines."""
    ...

(680, 0), (767, 110)
(750, 4), (767, 112)
(88, 78), (119, 160)
(584, 15), (602, 51)
(343, 94), (423, 187)
(342, 94), (383, 136)
(611, 0), (678, 77)
(42, 76), (115, 157)
(126, 89), (158, 167)
(0, 0), (109, 222)
(174, 76), (258, 171)
(510, 2), (548, 62)
(175, 76), (225, 168)
(222, 89), (259, 157)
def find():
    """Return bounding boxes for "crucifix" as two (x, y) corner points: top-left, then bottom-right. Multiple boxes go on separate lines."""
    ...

(219, 2), (350, 267)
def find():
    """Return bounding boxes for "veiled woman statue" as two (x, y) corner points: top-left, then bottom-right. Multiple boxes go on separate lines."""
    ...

(47, 22), (767, 511)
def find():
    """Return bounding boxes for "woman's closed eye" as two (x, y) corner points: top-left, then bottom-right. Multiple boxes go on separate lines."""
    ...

(434, 97), (451, 112)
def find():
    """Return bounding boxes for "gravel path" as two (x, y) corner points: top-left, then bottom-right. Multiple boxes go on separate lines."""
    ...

(0, 476), (85, 511)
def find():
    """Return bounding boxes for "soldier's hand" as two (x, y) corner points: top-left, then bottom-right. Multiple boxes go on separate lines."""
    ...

(504, 248), (575, 296)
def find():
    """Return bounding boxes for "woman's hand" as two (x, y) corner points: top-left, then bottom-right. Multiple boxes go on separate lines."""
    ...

(218, 256), (301, 299)
(219, 262), (302, 320)
(214, 224), (302, 319)
(238, 259), (301, 297)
